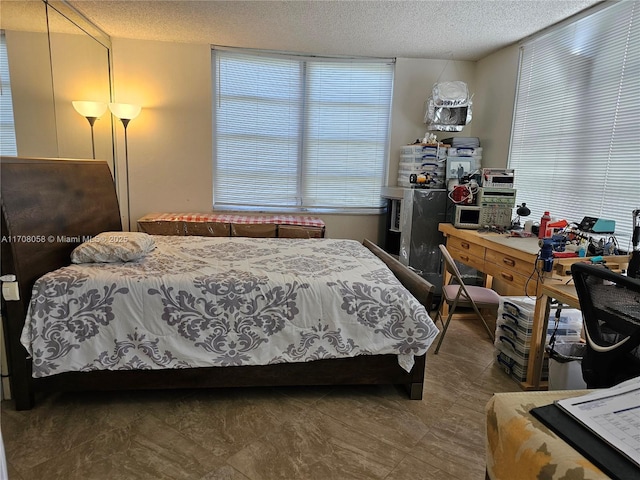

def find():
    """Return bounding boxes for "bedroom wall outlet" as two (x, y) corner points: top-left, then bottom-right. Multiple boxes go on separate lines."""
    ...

(0, 275), (19, 301)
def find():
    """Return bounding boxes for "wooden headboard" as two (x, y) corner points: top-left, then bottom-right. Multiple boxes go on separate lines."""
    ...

(1, 157), (122, 400)
(1, 157), (122, 310)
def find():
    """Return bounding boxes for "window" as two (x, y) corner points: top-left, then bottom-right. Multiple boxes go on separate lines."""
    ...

(212, 48), (394, 213)
(509, 0), (640, 244)
(0, 31), (17, 156)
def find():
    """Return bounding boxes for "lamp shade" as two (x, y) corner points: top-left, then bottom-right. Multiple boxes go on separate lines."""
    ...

(72, 101), (108, 118)
(109, 103), (142, 120)
(517, 203), (531, 217)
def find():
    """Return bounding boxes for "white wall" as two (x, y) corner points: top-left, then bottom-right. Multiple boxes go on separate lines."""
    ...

(110, 39), (214, 230)
(110, 38), (494, 242)
(473, 44), (520, 168)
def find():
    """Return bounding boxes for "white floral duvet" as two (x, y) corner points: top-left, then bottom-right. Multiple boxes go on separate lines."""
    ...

(21, 237), (439, 377)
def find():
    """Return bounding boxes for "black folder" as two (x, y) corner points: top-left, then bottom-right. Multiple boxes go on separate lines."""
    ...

(530, 403), (640, 480)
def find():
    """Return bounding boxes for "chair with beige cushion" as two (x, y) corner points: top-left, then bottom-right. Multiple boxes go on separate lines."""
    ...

(434, 244), (499, 354)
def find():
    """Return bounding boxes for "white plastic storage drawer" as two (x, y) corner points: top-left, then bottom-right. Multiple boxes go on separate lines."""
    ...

(497, 308), (582, 345)
(496, 351), (548, 382)
(448, 146), (482, 157)
(400, 145), (446, 156)
(546, 308), (583, 342)
(495, 335), (530, 365)
(400, 154), (442, 164)
(496, 313), (534, 344)
(398, 161), (444, 172)
(500, 296), (536, 322)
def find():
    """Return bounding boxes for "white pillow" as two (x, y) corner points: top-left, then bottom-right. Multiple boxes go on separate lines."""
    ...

(71, 232), (155, 264)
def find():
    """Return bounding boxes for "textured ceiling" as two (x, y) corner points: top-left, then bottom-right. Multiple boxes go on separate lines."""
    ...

(65, 0), (602, 61)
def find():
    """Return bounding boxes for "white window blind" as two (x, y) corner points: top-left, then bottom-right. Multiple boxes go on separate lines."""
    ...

(509, 0), (640, 245)
(0, 31), (17, 156)
(213, 48), (393, 212)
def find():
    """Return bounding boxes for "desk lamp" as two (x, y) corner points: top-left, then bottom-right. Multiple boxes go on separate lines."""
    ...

(512, 203), (531, 230)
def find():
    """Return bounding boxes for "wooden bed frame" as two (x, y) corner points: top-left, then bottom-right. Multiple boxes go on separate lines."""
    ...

(0, 156), (435, 410)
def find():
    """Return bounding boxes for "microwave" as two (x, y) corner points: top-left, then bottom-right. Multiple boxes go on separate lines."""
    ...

(454, 205), (482, 229)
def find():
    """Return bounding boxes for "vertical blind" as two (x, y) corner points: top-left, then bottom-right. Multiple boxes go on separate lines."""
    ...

(0, 32), (17, 156)
(213, 48), (394, 212)
(509, 0), (640, 245)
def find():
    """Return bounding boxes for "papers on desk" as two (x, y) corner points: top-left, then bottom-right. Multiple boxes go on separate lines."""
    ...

(555, 375), (640, 468)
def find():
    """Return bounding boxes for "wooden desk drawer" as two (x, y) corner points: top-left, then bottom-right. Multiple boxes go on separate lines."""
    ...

(485, 249), (535, 278)
(447, 236), (485, 259)
(448, 245), (485, 271)
(485, 261), (537, 296)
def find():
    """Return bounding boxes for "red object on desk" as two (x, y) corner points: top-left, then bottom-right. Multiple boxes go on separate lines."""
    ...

(548, 219), (568, 229)
(554, 252), (578, 258)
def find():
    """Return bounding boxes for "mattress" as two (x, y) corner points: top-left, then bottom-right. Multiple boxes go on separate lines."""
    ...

(21, 237), (439, 378)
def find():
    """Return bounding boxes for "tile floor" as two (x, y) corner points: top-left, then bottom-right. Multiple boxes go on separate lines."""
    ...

(1, 317), (519, 480)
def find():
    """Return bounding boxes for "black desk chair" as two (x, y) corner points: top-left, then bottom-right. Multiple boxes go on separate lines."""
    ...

(571, 262), (640, 388)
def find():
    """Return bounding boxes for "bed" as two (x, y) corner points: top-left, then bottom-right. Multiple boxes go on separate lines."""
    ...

(1, 156), (439, 410)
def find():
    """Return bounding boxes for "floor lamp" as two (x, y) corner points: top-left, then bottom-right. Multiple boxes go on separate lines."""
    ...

(72, 101), (108, 159)
(109, 102), (142, 231)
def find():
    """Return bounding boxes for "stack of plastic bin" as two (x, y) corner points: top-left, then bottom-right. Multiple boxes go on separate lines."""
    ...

(494, 296), (582, 383)
(397, 144), (446, 188)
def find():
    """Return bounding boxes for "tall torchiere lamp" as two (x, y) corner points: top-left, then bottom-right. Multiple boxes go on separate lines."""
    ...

(109, 102), (142, 231)
(72, 101), (108, 159)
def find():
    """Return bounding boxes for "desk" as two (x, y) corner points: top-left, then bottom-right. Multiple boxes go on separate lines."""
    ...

(486, 391), (608, 480)
(439, 223), (541, 296)
(438, 223), (628, 390)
